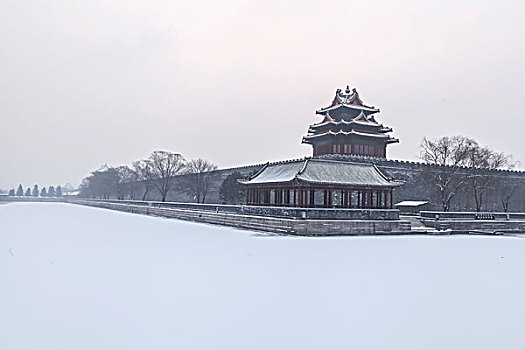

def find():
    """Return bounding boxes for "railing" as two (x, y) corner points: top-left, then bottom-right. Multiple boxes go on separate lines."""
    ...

(71, 199), (409, 235)
(70, 199), (400, 220)
(420, 211), (525, 221)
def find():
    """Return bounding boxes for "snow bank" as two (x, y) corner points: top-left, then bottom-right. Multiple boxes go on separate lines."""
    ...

(1, 203), (524, 350)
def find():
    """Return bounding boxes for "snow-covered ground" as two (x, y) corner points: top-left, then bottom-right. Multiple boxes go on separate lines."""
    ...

(1, 203), (525, 350)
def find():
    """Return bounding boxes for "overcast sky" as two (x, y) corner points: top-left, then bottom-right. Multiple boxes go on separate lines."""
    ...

(1, 0), (524, 190)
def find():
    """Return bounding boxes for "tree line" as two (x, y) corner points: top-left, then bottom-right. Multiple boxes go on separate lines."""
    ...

(80, 150), (219, 203)
(420, 135), (519, 212)
(78, 137), (522, 210)
(8, 184), (63, 198)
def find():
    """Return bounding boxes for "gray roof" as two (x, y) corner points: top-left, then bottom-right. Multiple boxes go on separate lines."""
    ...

(240, 158), (399, 187)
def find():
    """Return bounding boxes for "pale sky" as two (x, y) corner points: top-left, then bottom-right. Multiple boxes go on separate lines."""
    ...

(1, 0), (524, 190)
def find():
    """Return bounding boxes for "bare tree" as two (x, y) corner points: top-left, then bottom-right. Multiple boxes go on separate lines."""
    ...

(465, 147), (512, 212)
(420, 136), (475, 211)
(115, 165), (138, 200)
(148, 151), (186, 202)
(498, 181), (517, 213)
(133, 160), (156, 201)
(184, 158), (218, 203)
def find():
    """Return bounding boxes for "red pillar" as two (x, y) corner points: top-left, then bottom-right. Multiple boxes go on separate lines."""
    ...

(304, 188), (308, 207)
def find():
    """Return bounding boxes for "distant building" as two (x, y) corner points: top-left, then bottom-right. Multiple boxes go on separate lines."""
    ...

(303, 85), (398, 158)
(94, 163), (111, 173)
(64, 190), (81, 199)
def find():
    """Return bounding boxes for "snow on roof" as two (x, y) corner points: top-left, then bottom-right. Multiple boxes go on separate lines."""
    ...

(317, 103), (379, 114)
(241, 161), (305, 184)
(310, 111), (383, 129)
(303, 129), (396, 140)
(93, 164), (111, 173)
(394, 201), (429, 207)
(240, 159), (399, 187)
(317, 86), (380, 115)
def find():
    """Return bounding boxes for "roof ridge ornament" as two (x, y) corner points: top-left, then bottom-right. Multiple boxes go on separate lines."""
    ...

(297, 158), (309, 176)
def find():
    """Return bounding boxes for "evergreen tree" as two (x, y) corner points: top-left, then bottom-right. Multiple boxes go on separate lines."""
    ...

(56, 186), (62, 197)
(16, 184), (24, 196)
(32, 184), (39, 197)
(48, 186), (56, 197)
(25, 188), (31, 196)
(8, 189), (15, 196)
(219, 171), (246, 204)
(40, 187), (47, 197)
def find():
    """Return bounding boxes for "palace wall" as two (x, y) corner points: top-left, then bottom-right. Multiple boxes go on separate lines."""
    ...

(323, 155), (525, 212)
(124, 156), (525, 212)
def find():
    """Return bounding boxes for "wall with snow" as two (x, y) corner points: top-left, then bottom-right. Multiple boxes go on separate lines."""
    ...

(120, 157), (525, 212)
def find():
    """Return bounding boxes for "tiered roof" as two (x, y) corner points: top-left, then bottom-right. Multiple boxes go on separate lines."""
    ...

(307, 111), (393, 133)
(303, 85), (398, 146)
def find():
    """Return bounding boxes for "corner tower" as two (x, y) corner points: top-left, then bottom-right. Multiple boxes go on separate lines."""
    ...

(302, 85), (398, 158)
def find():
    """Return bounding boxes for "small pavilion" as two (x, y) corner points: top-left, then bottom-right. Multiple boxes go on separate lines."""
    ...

(239, 158), (400, 209)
